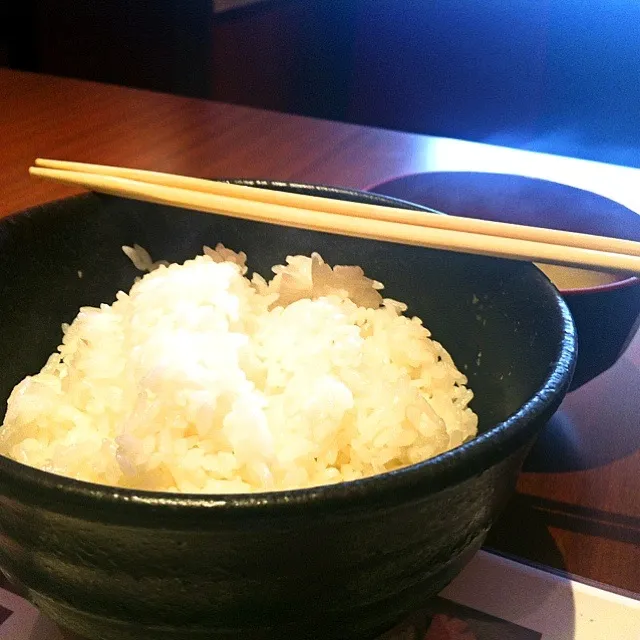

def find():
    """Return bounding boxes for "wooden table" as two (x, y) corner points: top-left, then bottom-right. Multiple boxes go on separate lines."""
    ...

(1, 69), (639, 601)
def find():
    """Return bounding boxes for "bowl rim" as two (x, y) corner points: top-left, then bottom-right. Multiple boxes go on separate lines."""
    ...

(367, 170), (640, 295)
(0, 185), (577, 520)
(558, 274), (639, 296)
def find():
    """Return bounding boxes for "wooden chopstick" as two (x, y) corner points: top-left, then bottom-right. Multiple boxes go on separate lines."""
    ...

(28, 162), (640, 276)
(35, 158), (640, 259)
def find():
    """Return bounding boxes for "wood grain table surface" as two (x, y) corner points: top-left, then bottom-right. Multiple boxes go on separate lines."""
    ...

(1, 69), (639, 601)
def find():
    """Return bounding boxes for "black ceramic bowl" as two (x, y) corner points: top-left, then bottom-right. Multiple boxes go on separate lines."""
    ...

(0, 182), (576, 640)
(371, 172), (640, 390)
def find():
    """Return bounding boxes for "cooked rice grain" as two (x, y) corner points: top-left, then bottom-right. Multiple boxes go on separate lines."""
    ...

(0, 246), (477, 492)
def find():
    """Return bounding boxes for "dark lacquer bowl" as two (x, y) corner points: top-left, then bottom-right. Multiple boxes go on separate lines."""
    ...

(371, 172), (640, 390)
(0, 182), (576, 640)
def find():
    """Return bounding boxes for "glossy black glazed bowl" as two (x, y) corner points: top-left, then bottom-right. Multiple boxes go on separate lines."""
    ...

(0, 182), (576, 640)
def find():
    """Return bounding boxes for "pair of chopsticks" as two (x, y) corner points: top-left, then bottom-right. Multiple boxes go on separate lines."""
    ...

(30, 159), (640, 276)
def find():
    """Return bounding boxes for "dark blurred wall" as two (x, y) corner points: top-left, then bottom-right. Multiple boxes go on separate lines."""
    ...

(212, 0), (358, 119)
(5, 0), (213, 98)
(347, 0), (640, 166)
(213, 0), (640, 167)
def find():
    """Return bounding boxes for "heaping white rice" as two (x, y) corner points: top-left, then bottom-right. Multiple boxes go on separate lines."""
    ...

(0, 245), (477, 493)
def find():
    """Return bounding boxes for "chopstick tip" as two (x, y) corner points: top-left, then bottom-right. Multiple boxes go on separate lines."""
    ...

(29, 166), (49, 178)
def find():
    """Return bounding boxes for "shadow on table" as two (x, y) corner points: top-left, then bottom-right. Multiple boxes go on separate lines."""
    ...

(524, 355), (640, 473)
(485, 494), (568, 576)
(495, 494), (640, 550)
